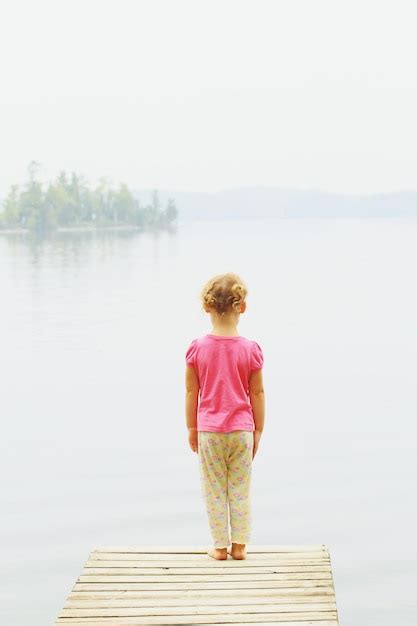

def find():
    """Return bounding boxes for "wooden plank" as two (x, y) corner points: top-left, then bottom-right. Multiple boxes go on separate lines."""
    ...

(78, 573), (332, 583)
(85, 560), (330, 568)
(82, 565), (331, 576)
(73, 579), (333, 591)
(68, 587), (336, 599)
(55, 612), (338, 624)
(60, 602), (337, 616)
(65, 596), (336, 608)
(89, 552), (329, 561)
(92, 545), (328, 553)
(56, 622), (339, 626)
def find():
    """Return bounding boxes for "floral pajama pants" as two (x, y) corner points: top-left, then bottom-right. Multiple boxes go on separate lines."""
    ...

(198, 430), (253, 549)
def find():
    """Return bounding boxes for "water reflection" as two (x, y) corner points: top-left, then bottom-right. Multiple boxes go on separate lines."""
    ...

(1, 217), (416, 626)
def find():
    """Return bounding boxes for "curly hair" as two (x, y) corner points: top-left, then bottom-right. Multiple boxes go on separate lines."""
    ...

(200, 272), (248, 316)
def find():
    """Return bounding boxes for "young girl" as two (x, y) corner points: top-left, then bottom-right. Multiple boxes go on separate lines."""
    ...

(185, 272), (265, 561)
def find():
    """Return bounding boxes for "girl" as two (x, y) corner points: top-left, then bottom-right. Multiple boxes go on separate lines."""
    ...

(185, 272), (265, 561)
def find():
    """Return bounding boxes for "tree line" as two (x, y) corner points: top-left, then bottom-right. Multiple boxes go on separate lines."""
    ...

(0, 162), (178, 233)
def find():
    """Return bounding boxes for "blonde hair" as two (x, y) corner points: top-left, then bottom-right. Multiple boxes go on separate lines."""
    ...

(200, 272), (248, 316)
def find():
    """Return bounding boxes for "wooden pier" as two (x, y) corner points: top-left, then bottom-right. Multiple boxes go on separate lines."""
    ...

(55, 545), (339, 625)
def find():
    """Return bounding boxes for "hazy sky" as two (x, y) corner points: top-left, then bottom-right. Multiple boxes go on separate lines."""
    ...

(1, 0), (416, 194)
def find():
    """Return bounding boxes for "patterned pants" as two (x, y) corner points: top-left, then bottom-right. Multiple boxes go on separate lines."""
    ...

(198, 430), (253, 548)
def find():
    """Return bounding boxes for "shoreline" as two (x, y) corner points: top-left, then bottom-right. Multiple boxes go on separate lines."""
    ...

(0, 224), (173, 234)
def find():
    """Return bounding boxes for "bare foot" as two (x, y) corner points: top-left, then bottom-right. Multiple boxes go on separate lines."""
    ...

(227, 543), (247, 560)
(207, 547), (228, 560)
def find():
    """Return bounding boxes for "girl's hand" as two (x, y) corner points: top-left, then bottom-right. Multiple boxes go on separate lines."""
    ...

(188, 428), (198, 453)
(253, 430), (262, 459)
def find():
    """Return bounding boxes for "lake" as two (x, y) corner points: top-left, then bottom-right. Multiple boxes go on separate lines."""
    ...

(1, 215), (416, 625)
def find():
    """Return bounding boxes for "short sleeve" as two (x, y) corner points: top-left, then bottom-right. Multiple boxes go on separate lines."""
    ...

(185, 339), (198, 368)
(250, 340), (264, 371)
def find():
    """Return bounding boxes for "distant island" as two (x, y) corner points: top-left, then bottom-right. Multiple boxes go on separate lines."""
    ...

(0, 162), (178, 234)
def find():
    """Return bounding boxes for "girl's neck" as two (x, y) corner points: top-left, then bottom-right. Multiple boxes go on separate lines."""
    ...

(209, 326), (240, 337)
(209, 309), (242, 336)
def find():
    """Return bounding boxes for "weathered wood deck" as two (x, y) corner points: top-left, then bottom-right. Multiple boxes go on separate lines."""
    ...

(55, 545), (339, 625)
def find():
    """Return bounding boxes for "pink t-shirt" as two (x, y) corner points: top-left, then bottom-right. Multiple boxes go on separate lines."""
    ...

(185, 334), (264, 433)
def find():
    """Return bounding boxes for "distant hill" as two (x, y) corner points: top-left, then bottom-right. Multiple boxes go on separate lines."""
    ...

(133, 186), (417, 220)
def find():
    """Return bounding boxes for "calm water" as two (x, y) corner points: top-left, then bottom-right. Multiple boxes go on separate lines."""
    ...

(1, 216), (416, 625)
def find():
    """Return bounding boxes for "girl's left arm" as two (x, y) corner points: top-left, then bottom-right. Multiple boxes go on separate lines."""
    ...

(185, 365), (199, 430)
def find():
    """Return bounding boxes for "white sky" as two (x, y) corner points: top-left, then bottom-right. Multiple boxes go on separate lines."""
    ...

(0, 0), (416, 194)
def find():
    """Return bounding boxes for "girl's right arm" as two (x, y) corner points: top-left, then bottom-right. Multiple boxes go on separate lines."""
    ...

(185, 365), (199, 453)
(249, 369), (265, 458)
